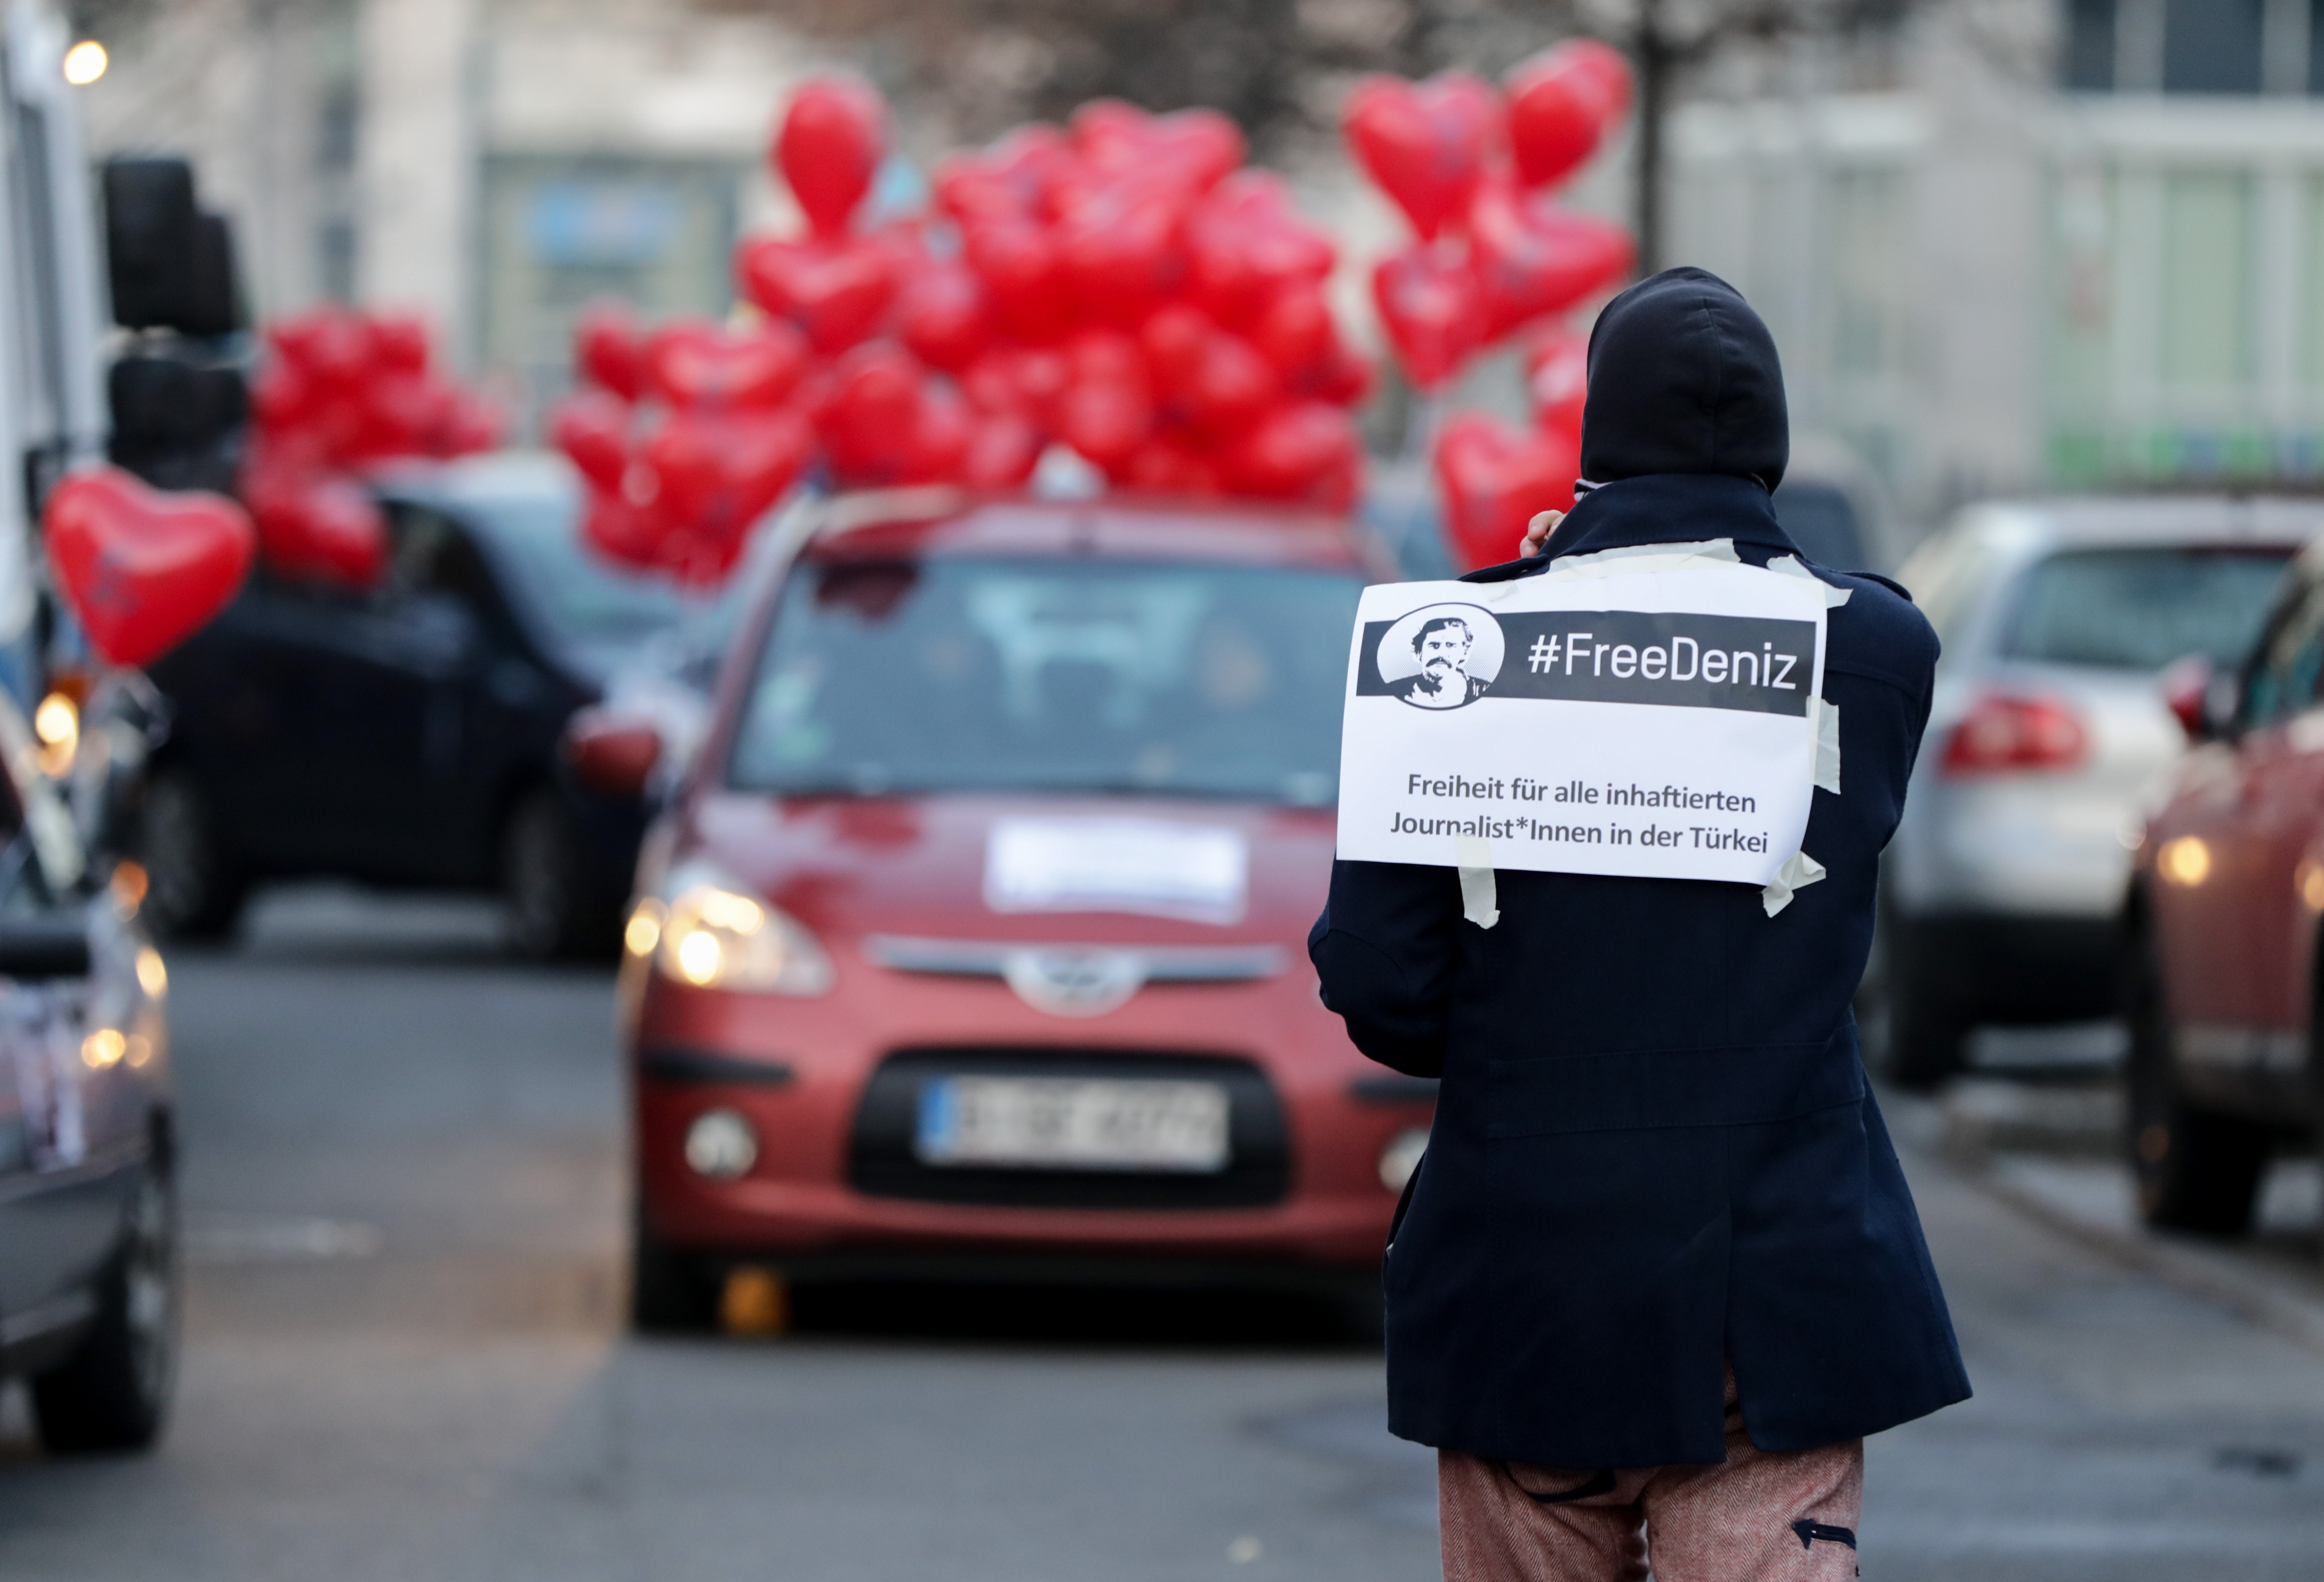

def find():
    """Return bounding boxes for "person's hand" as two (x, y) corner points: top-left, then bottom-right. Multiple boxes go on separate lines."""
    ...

(1520, 510), (1562, 559)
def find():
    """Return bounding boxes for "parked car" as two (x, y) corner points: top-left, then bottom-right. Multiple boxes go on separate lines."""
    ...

(615, 491), (1433, 1327)
(140, 451), (752, 957)
(1870, 497), (2324, 1087)
(2124, 531), (2324, 1235)
(0, 695), (177, 1452)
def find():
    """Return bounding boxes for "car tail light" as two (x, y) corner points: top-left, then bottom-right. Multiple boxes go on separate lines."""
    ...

(1940, 693), (2089, 776)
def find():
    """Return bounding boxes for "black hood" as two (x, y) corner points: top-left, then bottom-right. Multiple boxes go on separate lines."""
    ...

(1579, 267), (1788, 494)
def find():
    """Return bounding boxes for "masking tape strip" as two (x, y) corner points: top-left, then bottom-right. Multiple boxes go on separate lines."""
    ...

(1452, 833), (1499, 929)
(1538, 537), (1742, 584)
(1812, 698), (1841, 795)
(1766, 554), (1853, 607)
(1760, 850), (1827, 918)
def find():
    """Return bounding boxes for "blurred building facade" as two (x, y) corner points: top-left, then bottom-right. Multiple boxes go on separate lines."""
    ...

(78, 0), (2324, 529)
(1672, 0), (2324, 526)
(76, 0), (825, 426)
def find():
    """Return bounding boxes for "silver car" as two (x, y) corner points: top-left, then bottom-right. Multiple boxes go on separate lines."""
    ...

(1870, 497), (2324, 1087)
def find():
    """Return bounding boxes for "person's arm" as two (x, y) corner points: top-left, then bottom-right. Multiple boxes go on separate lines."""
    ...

(1307, 858), (1462, 1077)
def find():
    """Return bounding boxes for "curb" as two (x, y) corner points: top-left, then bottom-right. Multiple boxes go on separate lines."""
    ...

(1884, 1084), (2324, 1361)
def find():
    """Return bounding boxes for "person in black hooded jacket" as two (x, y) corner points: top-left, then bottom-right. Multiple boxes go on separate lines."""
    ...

(1309, 268), (1969, 1581)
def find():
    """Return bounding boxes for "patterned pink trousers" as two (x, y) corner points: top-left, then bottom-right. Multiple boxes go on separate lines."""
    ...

(1437, 1376), (1862, 1582)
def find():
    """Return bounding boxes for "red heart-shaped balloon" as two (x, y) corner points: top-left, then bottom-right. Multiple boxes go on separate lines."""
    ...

(370, 314), (431, 375)
(1344, 73), (1499, 241)
(1186, 172), (1338, 328)
(961, 412), (1044, 489)
(936, 125), (1076, 227)
(1055, 178), (1192, 326)
(355, 373), (454, 461)
(736, 235), (896, 357)
(1434, 411), (1579, 570)
(776, 77), (887, 237)
(1248, 284), (1334, 378)
(642, 320), (810, 411)
(580, 485), (662, 574)
(1373, 244), (1487, 390)
(1219, 401), (1361, 506)
(1505, 42), (1633, 191)
(1121, 434), (1222, 496)
(1072, 101), (1245, 194)
(439, 394), (503, 457)
(45, 467), (256, 669)
(576, 305), (646, 401)
(902, 382), (976, 484)
(1055, 373), (1154, 473)
(897, 262), (991, 373)
(820, 343), (933, 487)
(1525, 329), (1589, 438)
(1184, 331), (1279, 439)
(550, 390), (633, 494)
(1469, 181), (1635, 339)
(962, 218), (1076, 343)
(283, 309), (377, 389)
(240, 456), (390, 589)
(635, 408), (812, 580)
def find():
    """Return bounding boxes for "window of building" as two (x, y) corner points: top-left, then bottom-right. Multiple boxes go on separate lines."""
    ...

(2305, 179), (2324, 384)
(2162, 0), (2265, 93)
(2159, 171), (2255, 387)
(1830, 168), (1909, 380)
(2063, 0), (2116, 89)
(2063, 0), (2305, 93)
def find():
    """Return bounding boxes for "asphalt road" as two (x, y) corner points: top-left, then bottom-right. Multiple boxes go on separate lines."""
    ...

(2, 886), (2322, 1580)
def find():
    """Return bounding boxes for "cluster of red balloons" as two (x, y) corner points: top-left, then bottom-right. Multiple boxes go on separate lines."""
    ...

(1346, 42), (1635, 391)
(557, 77), (1376, 586)
(552, 312), (819, 588)
(241, 309), (502, 587)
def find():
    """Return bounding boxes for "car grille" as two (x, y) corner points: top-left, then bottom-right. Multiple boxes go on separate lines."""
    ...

(848, 1046), (1290, 1210)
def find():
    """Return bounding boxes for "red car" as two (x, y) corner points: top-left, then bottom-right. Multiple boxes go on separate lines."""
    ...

(2128, 537), (2324, 1235)
(605, 492), (1432, 1327)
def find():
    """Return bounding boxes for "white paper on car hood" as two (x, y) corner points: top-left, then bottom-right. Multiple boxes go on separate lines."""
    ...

(984, 817), (1249, 924)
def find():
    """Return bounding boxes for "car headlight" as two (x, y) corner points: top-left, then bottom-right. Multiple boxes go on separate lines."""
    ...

(650, 861), (833, 995)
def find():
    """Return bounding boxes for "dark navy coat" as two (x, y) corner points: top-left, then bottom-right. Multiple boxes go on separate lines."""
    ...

(1310, 471), (1971, 1468)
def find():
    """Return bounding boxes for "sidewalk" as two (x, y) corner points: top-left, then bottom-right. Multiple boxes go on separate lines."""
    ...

(1887, 1077), (2324, 1360)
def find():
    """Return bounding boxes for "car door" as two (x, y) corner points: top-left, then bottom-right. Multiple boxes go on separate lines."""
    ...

(0, 747), (115, 1340)
(211, 514), (489, 878)
(2160, 567), (2324, 1082)
(2237, 574), (2324, 1066)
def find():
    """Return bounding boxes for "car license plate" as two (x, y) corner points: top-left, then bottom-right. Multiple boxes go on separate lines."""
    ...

(915, 1077), (1230, 1172)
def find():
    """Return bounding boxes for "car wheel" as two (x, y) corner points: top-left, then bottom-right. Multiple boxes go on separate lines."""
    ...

(2124, 930), (2269, 1235)
(630, 1201), (715, 1333)
(1879, 921), (1966, 1092)
(139, 770), (246, 941)
(501, 790), (602, 961)
(30, 1160), (179, 1453)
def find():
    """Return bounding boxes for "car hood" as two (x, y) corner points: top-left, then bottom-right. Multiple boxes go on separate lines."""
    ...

(683, 792), (1337, 949)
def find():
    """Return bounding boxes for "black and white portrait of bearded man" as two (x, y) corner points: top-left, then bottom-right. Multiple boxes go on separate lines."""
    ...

(1394, 615), (1490, 708)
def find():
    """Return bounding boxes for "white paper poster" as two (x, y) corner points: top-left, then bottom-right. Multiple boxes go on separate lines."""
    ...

(984, 817), (1249, 924)
(1335, 561), (1828, 886)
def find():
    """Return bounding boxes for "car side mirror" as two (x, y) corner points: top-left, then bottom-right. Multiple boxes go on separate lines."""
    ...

(0, 912), (92, 982)
(563, 708), (663, 801)
(2160, 655), (2239, 744)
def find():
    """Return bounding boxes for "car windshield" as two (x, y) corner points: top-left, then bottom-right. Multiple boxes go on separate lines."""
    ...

(2001, 546), (2295, 671)
(729, 555), (1367, 806)
(450, 485), (722, 645)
